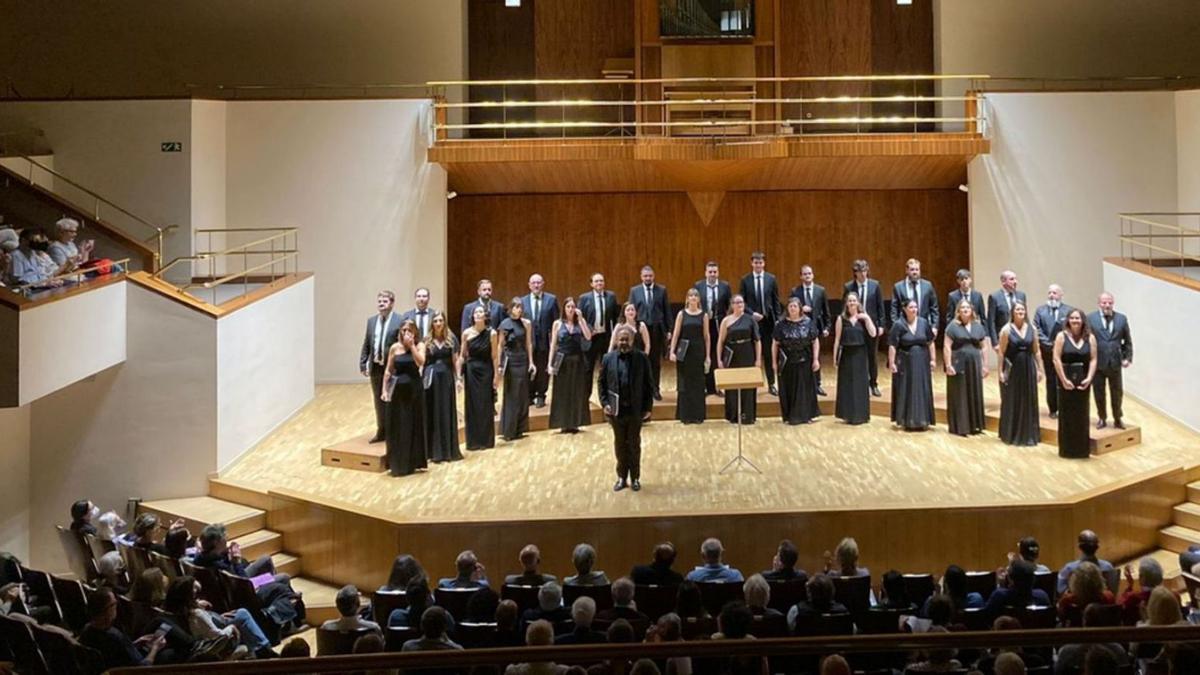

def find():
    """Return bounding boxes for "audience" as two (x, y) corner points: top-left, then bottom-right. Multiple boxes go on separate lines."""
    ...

(322, 584), (383, 636)
(878, 569), (915, 611)
(48, 217), (93, 268)
(521, 581), (571, 630)
(589, 619), (636, 675)
(439, 550), (489, 589)
(504, 619), (566, 675)
(973, 616), (1047, 673)
(674, 580), (710, 620)
(630, 658), (661, 675)
(389, 579), (440, 629)
(70, 499), (99, 536)
(1055, 603), (1130, 674)
(162, 575), (269, 660)
(493, 599), (524, 647)
(1057, 561), (1115, 626)
(129, 567), (168, 607)
(1119, 555), (1163, 625)
(643, 613), (691, 675)
(192, 523), (280, 580)
(1140, 585), (1185, 628)
(465, 586), (500, 623)
(555, 596), (606, 644)
(994, 651), (1027, 675)
(1016, 536), (1051, 574)
(130, 513), (174, 555)
(761, 539), (807, 585)
(382, 553), (427, 592)
(402, 606), (464, 651)
(787, 574), (848, 634)
(631, 542), (684, 586)
(1057, 529), (1114, 594)
(8, 227), (62, 287)
(827, 537), (868, 578)
(279, 636), (311, 658)
(596, 577), (649, 626)
(95, 550), (129, 595)
(79, 587), (166, 668)
(1081, 643), (1121, 675)
(983, 559), (1051, 618)
(685, 538), (743, 583)
(925, 564), (983, 615)
(564, 543), (609, 586)
(818, 654), (851, 675)
(506, 544), (557, 586)
(742, 574), (782, 618)
(904, 625), (962, 672)
(712, 602), (768, 675)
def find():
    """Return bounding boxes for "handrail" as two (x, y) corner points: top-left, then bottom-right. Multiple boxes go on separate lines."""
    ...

(1117, 212), (1200, 276)
(429, 74), (992, 86)
(437, 117), (979, 131)
(10, 257), (131, 296)
(183, 252), (299, 290)
(156, 227), (299, 305)
(440, 95), (978, 109)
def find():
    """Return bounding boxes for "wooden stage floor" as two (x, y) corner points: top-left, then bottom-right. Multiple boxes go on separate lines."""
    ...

(222, 365), (1200, 522)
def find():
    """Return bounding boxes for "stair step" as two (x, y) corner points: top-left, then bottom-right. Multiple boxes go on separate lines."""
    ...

(1188, 481), (1200, 504)
(1159, 525), (1200, 554)
(1176, 503), (1200, 531)
(139, 496), (266, 539)
(229, 529), (283, 561)
(272, 552), (301, 578)
(292, 577), (344, 627)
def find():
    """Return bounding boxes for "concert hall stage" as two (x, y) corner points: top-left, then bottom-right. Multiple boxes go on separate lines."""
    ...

(216, 366), (1200, 593)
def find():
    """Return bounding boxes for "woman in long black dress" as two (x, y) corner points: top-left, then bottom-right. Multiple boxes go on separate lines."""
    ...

(458, 305), (498, 450)
(424, 312), (462, 463)
(382, 320), (427, 476)
(774, 297), (820, 425)
(1053, 309), (1097, 459)
(998, 302), (1044, 446)
(717, 294), (762, 424)
(670, 288), (710, 424)
(608, 302), (650, 353)
(833, 292), (877, 425)
(548, 296), (593, 433)
(497, 298), (535, 442)
(888, 298), (936, 431)
(943, 299), (991, 436)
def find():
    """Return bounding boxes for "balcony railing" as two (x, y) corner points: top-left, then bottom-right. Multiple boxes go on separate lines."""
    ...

(1118, 212), (1200, 282)
(154, 227), (298, 306)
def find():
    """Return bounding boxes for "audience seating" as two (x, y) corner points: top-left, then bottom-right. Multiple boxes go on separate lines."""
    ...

(965, 570), (997, 600)
(434, 587), (480, 622)
(749, 612), (788, 638)
(902, 573), (935, 608)
(372, 588), (408, 625)
(317, 625), (377, 656)
(766, 579), (806, 613)
(455, 621), (497, 648)
(113, 593), (135, 635)
(0, 613), (48, 675)
(48, 574), (89, 632)
(31, 621), (99, 675)
(54, 526), (96, 582)
(1015, 605), (1057, 630)
(181, 559), (229, 612)
(500, 583), (542, 612)
(384, 625), (420, 651)
(1102, 568), (1121, 595)
(17, 565), (62, 626)
(1033, 570), (1057, 601)
(1181, 570), (1200, 602)
(680, 615), (717, 640)
(696, 580), (744, 616)
(562, 582), (614, 611)
(794, 612), (855, 637)
(833, 575), (872, 615)
(857, 607), (903, 634)
(961, 607), (991, 631)
(119, 544), (152, 581)
(149, 550), (182, 579)
(633, 584), (677, 621)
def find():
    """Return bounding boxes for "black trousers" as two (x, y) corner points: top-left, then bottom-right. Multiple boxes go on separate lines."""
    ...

(1093, 367), (1124, 421)
(369, 361), (387, 438)
(610, 413), (643, 480)
(585, 332), (609, 399)
(705, 318), (720, 394)
(866, 333), (880, 388)
(758, 317), (776, 387)
(647, 324), (665, 393)
(531, 346), (550, 401)
(1041, 348), (1059, 414)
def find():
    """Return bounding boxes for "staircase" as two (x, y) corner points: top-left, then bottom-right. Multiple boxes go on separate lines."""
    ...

(1141, 480), (1200, 593)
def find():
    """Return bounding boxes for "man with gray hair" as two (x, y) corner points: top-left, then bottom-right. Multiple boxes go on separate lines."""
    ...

(555, 596), (607, 644)
(321, 584), (382, 636)
(686, 538), (744, 583)
(1034, 284), (1072, 417)
(597, 577), (649, 626)
(1088, 292), (1133, 429)
(565, 543), (609, 586)
(1118, 556), (1163, 625)
(520, 581), (571, 633)
(600, 324), (655, 492)
(48, 217), (93, 268)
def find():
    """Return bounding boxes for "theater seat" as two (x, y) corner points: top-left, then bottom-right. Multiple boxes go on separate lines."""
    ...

(965, 570), (997, 601)
(434, 587), (480, 622)
(766, 579), (805, 613)
(372, 588), (409, 626)
(500, 584), (541, 613)
(634, 584), (678, 621)
(317, 625), (376, 655)
(832, 574), (871, 615)
(902, 573), (936, 609)
(49, 574), (89, 633)
(696, 580), (745, 616)
(562, 582), (613, 611)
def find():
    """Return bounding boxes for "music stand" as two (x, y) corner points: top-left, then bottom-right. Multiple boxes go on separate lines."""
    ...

(714, 366), (764, 474)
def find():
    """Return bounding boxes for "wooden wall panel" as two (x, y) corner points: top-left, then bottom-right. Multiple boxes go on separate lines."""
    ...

(467, 0), (536, 137)
(447, 190), (968, 314)
(778, 0), (872, 128)
(870, 0), (935, 130)
(534, 0), (636, 130)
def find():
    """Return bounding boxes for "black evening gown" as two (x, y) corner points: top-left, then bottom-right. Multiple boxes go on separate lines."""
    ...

(775, 317), (819, 424)
(1057, 336), (1092, 458)
(424, 341), (462, 462)
(945, 321), (987, 436)
(499, 318), (530, 440)
(723, 313), (760, 424)
(1000, 324), (1041, 446)
(675, 311), (707, 424)
(464, 329), (495, 450)
(889, 318), (935, 430)
(835, 316), (871, 425)
(386, 351), (427, 476)
(549, 323), (590, 430)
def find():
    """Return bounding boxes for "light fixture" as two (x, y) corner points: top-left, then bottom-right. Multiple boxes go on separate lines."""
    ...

(897, 0), (912, 4)
(958, 184), (969, 193)
(505, 0), (520, 7)
(447, 191), (458, 200)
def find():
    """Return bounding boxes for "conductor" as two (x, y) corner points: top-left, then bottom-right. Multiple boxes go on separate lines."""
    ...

(600, 325), (655, 493)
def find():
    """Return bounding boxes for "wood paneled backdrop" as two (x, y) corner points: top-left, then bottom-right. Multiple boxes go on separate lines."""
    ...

(447, 190), (967, 313)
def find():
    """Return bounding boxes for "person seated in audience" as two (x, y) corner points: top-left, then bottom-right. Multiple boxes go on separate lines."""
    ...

(631, 542), (683, 586)
(163, 575), (271, 660)
(8, 228), (64, 288)
(631, 658), (661, 675)
(322, 584), (382, 636)
(0, 574), (56, 625)
(381, 553), (427, 592)
(1057, 529), (1114, 595)
(1082, 644), (1121, 675)
(279, 636), (311, 658)
(923, 564), (983, 616)
(902, 593), (956, 633)
(1118, 555), (1163, 625)
(439, 550), (489, 589)
(390, 579), (434, 628)
(130, 568), (168, 607)
(162, 526), (194, 563)
(493, 599), (524, 647)
(712, 602), (769, 675)
(825, 537), (868, 578)
(96, 550), (130, 595)
(993, 652), (1026, 675)
(555, 596), (607, 644)
(878, 570), (916, 612)
(686, 538), (744, 583)
(644, 613), (692, 675)
(819, 654), (851, 675)
(0, 246), (10, 287)
(972, 616), (1046, 673)
(904, 625), (962, 672)
(131, 513), (185, 555)
(506, 544), (557, 586)
(0, 227), (17, 285)
(48, 217), (94, 269)
(674, 580), (710, 621)
(80, 587), (167, 668)
(1057, 561), (1114, 626)
(761, 539), (807, 585)
(192, 523), (280, 580)
(743, 574), (782, 618)
(352, 632), (385, 657)
(0, 582), (26, 617)
(1056, 604), (1130, 674)
(505, 619), (567, 675)
(597, 577), (649, 625)
(465, 585), (500, 623)
(983, 560), (1051, 619)
(1014, 536), (1051, 574)
(564, 543), (610, 586)
(402, 606), (464, 651)
(521, 581), (571, 630)
(787, 574), (849, 635)
(70, 499), (100, 535)
(1139, 585), (1186, 628)
(589, 620), (635, 675)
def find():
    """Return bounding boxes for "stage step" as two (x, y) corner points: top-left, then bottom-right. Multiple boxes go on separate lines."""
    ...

(1174, 503), (1200, 531)
(292, 577), (344, 626)
(230, 528), (283, 561)
(1159, 524), (1200, 554)
(1188, 481), (1200, 504)
(138, 496), (265, 539)
(273, 552), (301, 578)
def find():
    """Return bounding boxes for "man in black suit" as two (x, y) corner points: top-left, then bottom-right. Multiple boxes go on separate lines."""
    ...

(579, 272), (619, 399)
(460, 278), (506, 334)
(1033, 284), (1072, 418)
(946, 269), (987, 331)
(987, 269), (1028, 345)
(630, 542), (684, 586)
(521, 273), (559, 408)
(790, 264), (831, 396)
(600, 326), (655, 492)
(890, 258), (940, 334)
(694, 261), (731, 395)
(401, 287), (437, 340)
(843, 259), (886, 397)
(628, 265), (670, 400)
(739, 251), (783, 395)
(360, 290), (402, 443)
(1087, 292), (1133, 429)
(761, 539), (808, 586)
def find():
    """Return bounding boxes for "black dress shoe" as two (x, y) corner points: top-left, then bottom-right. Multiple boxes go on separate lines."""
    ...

(768, 385), (779, 397)
(816, 386), (828, 397)
(369, 434), (385, 444)
(1115, 419), (1126, 429)
(1097, 419), (1107, 429)
(613, 479), (628, 492)
(631, 479), (641, 492)
(870, 386), (882, 397)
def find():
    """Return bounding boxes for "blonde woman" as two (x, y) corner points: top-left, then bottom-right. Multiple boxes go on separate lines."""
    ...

(997, 302), (1044, 446)
(833, 292), (877, 425)
(943, 299), (991, 436)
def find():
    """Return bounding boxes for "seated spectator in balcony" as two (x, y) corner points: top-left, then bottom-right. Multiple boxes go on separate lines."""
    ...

(1055, 603), (1130, 674)
(597, 577), (649, 625)
(521, 581), (571, 630)
(787, 574), (849, 634)
(96, 550), (130, 595)
(565, 543), (610, 586)
(192, 523), (279, 580)
(1015, 536), (1051, 574)
(555, 596), (607, 645)
(402, 606), (464, 651)
(686, 538), (743, 583)
(674, 580), (710, 621)
(878, 570), (916, 612)
(0, 582), (25, 617)
(1057, 529), (1114, 595)
(494, 599), (524, 647)
(439, 550), (489, 589)
(9, 228), (63, 287)
(506, 544), (557, 586)
(1118, 556), (1163, 625)
(390, 578), (456, 634)
(631, 542), (683, 586)
(321, 584), (382, 636)
(382, 553), (427, 593)
(1139, 585), (1186, 628)
(505, 619), (566, 675)
(922, 565), (983, 616)
(79, 587), (167, 669)
(644, 613), (691, 675)
(164, 576), (271, 659)
(761, 539), (807, 585)
(983, 560), (1050, 619)
(826, 537), (868, 579)
(1057, 562), (1115, 626)
(49, 217), (93, 268)
(352, 631), (384, 657)
(465, 586), (500, 623)
(904, 625), (962, 672)
(69, 499), (99, 536)
(743, 574), (782, 619)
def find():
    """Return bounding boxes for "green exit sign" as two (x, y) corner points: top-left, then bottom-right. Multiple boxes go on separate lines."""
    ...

(161, 142), (183, 152)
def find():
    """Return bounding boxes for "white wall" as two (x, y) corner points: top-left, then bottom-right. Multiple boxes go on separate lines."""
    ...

(968, 92), (1178, 306)
(1177, 90), (1200, 214)
(190, 100), (228, 276)
(18, 282), (127, 405)
(0, 405), (31, 561)
(224, 100), (447, 382)
(216, 277), (315, 468)
(1103, 261), (1200, 432)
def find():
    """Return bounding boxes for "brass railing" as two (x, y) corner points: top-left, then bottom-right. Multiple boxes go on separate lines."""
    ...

(10, 257), (131, 297)
(1118, 212), (1200, 278)
(154, 227), (298, 305)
